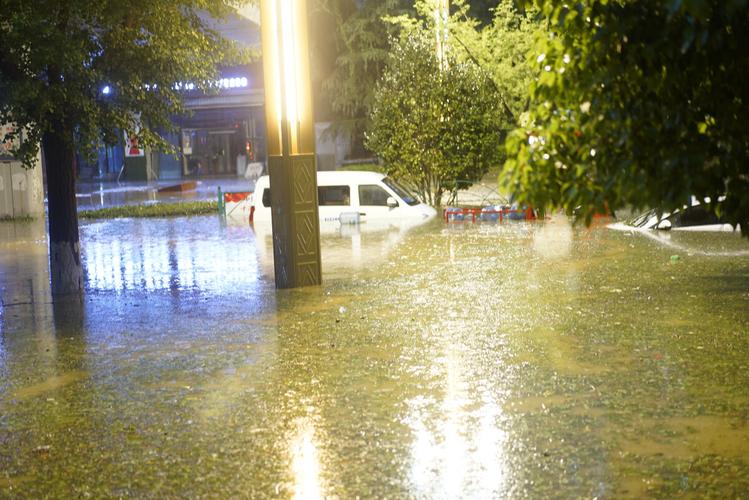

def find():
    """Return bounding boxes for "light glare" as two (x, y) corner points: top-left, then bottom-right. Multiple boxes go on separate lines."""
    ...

(261, 0), (314, 155)
(280, 0), (300, 127)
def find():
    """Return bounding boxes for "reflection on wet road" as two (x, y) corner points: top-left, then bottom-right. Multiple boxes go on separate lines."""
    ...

(83, 218), (263, 292)
(1, 215), (748, 497)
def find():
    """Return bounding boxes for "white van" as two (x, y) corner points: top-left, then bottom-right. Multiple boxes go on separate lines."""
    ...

(249, 171), (437, 225)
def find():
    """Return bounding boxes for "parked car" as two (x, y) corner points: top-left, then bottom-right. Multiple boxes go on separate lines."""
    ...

(249, 171), (437, 225)
(625, 197), (737, 232)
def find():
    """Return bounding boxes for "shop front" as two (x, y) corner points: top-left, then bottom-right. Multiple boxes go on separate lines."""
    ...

(77, 10), (265, 183)
(178, 102), (266, 179)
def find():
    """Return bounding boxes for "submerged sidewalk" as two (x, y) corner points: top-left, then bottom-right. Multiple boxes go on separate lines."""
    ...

(75, 176), (255, 211)
(74, 172), (508, 212)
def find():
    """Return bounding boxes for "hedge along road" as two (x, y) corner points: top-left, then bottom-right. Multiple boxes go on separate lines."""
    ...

(0, 214), (748, 497)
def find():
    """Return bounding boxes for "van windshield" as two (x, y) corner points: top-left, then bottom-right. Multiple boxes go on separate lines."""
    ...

(382, 177), (420, 206)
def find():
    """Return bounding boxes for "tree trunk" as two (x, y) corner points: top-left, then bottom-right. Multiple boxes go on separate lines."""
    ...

(43, 127), (83, 295)
(434, 187), (443, 209)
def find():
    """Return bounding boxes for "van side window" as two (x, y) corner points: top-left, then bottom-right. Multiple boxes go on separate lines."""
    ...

(262, 188), (271, 207)
(318, 185), (350, 206)
(359, 185), (391, 206)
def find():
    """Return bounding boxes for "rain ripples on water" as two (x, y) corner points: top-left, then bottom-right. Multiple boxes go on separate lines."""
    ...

(0, 215), (748, 497)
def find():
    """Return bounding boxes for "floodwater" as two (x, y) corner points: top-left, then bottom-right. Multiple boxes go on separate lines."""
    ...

(1, 215), (748, 497)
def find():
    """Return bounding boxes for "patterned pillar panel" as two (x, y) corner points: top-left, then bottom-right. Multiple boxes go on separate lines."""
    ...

(268, 156), (291, 287)
(290, 154), (321, 286)
(268, 154), (321, 288)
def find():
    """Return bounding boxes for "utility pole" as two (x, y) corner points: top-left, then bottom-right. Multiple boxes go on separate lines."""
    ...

(434, 0), (449, 71)
(259, 0), (322, 288)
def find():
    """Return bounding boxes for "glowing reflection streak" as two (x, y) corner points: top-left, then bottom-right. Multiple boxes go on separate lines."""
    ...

(113, 240), (124, 290)
(532, 215), (573, 260)
(407, 352), (508, 496)
(143, 239), (156, 288)
(126, 238), (137, 289)
(475, 397), (507, 495)
(174, 242), (189, 290)
(408, 415), (437, 494)
(443, 352), (467, 499)
(82, 221), (262, 293)
(288, 418), (325, 500)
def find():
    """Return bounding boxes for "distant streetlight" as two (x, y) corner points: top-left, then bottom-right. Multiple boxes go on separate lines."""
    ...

(260, 0), (322, 288)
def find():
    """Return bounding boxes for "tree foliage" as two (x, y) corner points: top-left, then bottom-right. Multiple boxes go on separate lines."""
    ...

(0, 0), (251, 164)
(311, 0), (411, 146)
(466, 0), (502, 26)
(387, 0), (541, 124)
(0, 0), (251, 293)
(366, 34), (504, 206)
(502, 0), (749, 232)
(475, 1), (540, 119)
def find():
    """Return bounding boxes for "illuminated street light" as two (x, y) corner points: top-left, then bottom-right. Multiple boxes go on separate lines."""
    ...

(260, 0), (321, 288)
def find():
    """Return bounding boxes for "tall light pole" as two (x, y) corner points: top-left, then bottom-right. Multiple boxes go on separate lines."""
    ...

(260, 0), (322, 288)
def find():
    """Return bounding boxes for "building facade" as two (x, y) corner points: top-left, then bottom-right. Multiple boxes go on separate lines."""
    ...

(0, 124), (45, 219)
(74, 7), (353, 183)
(78, 10), (266, 183)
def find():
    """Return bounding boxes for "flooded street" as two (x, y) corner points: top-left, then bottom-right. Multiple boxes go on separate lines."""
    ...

(1, 215), (749, 497)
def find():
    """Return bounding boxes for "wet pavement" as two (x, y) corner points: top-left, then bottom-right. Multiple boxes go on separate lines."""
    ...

(1, 215), (749, 497)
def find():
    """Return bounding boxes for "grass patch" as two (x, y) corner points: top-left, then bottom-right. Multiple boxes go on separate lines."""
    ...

(79, 201), (218, 219)
(0, 215), (36, 222)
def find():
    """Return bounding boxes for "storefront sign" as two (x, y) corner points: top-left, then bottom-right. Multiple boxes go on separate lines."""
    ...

(124, 116), (145, 157)
(217, 77), (249, 89)
(124, 132), (144, 157)
(176, 77), (249, 92)
(0, 124), (22, 161)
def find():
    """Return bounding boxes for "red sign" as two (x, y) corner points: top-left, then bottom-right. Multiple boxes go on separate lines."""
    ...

(0, 123), (22, 160)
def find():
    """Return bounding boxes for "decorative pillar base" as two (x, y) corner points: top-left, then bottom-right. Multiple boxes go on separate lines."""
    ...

(268, 153), (322, 288)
